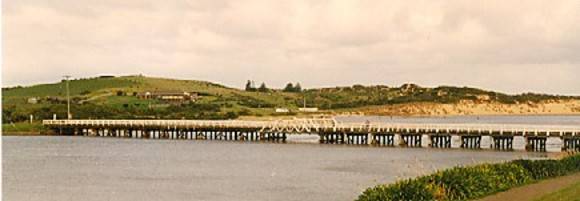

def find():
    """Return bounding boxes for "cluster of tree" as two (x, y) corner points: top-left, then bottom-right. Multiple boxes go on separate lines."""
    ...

(245, 80), (302, 93)
(245, 80), (269, 92)
(283, 83), (302, 92)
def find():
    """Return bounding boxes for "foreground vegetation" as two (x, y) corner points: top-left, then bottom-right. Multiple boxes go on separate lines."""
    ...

(357, 154), (580, 201)
(3, 75), (579, 124)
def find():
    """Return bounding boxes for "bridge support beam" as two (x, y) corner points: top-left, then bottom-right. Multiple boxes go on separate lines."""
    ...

(461, 136), (481, 149)
(513, 136), (526, 151)
(451, 135), (462, 148)
(430, 135), (452, 148)
(563, 137), (580, 152)
(481, 136), (492, 149)
(421, 134), (431, 148)
(546, 137), (563, 152)
(394, 134), (402, 146)
(492, 136), (514, 151)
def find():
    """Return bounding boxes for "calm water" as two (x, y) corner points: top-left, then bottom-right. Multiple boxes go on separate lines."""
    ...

(3, 136), (545, 201)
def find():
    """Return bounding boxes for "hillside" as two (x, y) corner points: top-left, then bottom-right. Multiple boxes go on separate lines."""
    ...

(2, 75), (579, 123)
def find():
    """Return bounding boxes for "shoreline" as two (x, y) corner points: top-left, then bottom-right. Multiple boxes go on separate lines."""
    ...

(357, 154), (580, 201)
(2, 131), (54, 136)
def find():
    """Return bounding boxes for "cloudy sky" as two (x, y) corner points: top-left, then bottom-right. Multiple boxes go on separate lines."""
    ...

(3, 0), (580, 95)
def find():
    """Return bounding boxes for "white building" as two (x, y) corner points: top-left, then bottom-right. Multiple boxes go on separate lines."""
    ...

(298, 107), (318, 112)
(275, 108), (290, 113)
(27, 97), (38, 104)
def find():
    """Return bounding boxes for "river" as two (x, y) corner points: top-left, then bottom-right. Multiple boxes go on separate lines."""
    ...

(3, 136), (546, 201)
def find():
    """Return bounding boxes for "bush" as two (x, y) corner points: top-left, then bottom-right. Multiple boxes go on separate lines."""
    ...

(357, 154), (580, 201)
(358, 178), (437, 201)
(80, 90), (91, 95)
(513, 159), (565, 180)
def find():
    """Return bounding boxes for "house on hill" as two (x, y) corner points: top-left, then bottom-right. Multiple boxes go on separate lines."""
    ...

(299, 107), (319, 112)
(27, 97), (39, 104)
(137, 91), (199, 104)
(275, 108), (290, 113)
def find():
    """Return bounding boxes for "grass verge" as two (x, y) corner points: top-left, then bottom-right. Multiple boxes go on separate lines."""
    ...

(357, 154), (580, 201)
(2, 122), (47, 135)
(534, 180), (580, 201)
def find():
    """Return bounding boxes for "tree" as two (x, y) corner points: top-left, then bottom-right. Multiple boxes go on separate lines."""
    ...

(294, 82), (302, 92)
(258, 82), (268, 92)
(283, 83), (294, 92)
(245, 80), (256, 91)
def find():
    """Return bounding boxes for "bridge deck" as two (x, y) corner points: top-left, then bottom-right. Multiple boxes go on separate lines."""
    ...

(43, 119), (580, 136)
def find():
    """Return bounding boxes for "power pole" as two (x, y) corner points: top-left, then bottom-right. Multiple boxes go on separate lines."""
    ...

(64, 75), (71, 119)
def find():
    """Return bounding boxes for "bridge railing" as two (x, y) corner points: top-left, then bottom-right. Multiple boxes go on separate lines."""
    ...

(42, 119), (580, 135)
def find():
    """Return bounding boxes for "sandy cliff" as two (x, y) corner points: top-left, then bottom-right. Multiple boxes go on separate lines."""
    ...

(350, 99), (580, 116)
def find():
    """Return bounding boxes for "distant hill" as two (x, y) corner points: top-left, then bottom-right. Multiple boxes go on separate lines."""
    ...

(3, 75), (579, 122)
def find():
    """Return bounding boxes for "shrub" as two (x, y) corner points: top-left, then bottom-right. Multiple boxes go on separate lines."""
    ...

(512, 159), (565, 180)
(357, 154), (580, 201)
(358, 178), (437, 201)
(80, 90), (91, 95)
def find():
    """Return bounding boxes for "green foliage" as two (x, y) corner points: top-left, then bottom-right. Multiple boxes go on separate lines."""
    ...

(294, 83), (302, 92)
(245, 80), (256, 92)
(303, 85), (576, 109)
(282, 82), (302, 92)
(2, 76), (135, 97)
(235, 95), (275, 108)
(258, 82), (268, 92)
(283, 83), (294, 92)
(357, 154), (580, 201)
(2, 122), (46, 133)
(359, 178), (437, 201)
(512, 159), (567, 180)
(80, 90), (91, 95)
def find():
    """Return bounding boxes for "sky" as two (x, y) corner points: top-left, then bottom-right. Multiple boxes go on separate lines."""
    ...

(3, 0), (580, 95)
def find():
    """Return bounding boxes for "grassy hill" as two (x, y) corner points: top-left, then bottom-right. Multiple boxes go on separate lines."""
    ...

(3, 75), (579, 123)
(2, 75), (302, 122)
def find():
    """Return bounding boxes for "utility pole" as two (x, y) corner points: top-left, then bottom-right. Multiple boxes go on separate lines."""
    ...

(64, 75), (71, 119)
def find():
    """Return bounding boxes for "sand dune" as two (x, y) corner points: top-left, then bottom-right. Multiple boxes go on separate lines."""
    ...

(351, 99), (580, 116)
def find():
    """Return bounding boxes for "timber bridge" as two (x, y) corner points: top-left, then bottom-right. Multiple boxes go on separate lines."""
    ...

(43, 118), (580, 152)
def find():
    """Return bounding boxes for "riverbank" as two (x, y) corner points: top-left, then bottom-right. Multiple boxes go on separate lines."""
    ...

(356, 153), (580, 201)
(478, 172), (580, 201)
(535, 178), (580, 201)
(2, 122), (50, 136)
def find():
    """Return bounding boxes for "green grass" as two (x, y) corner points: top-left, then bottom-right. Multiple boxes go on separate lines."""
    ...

(2, 122), (46, 133)
(3, 77), (135, 98)
(535, 180), (580, 201)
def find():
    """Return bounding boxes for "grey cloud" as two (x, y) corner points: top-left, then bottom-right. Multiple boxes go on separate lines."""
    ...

(2, 0), (580, 95)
